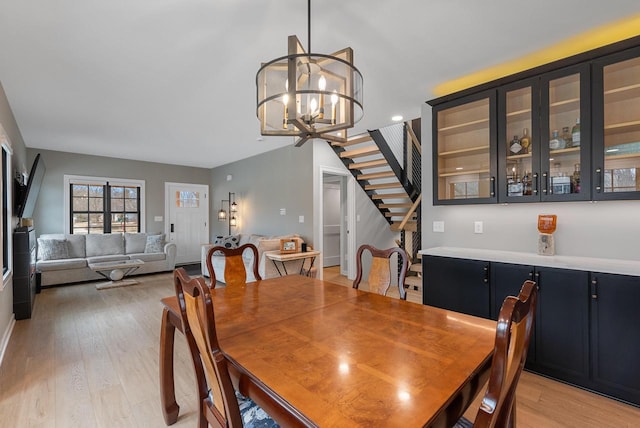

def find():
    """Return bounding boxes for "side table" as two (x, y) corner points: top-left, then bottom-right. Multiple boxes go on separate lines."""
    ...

(264, 250), (321, 277)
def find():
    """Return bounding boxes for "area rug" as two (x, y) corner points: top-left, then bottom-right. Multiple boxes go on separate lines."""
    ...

(95, 279), (139, 290)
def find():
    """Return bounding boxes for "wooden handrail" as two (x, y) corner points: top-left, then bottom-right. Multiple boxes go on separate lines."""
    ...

(406, 122), (421, 155)
(397, 193), (422, 231)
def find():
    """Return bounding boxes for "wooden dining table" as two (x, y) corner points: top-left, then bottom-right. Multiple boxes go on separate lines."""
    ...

(160, 275), (496, 427)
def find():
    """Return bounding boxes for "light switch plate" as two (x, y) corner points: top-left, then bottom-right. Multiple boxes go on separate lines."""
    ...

(299, 215), (304, 223)
(280, 208), (286, 216)
(433, 221), (444, 233)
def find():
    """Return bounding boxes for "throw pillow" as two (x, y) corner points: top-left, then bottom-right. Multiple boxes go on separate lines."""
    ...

(37, 239), (69, 261)
(212, 235), (240, 256)
(145, 234), (165, 253)
(213, 235), (240, 249)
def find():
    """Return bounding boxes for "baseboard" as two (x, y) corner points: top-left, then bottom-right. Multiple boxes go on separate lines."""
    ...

(0, 314), (16, 368)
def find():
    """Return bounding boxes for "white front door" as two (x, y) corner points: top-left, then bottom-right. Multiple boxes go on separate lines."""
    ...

(165, 183), (209, 264)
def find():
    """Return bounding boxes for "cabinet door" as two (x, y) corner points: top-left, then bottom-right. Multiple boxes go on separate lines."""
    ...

(539, 64), (591, 201)
(592, 46), (640, 200)
(590, 272), (640, 405)
(490, 262), (536, 365)
(432, 90), (497, 205)
(498, 79), (541, 202)
(423, 256), (490, 318)
(535, 267), (589, 383)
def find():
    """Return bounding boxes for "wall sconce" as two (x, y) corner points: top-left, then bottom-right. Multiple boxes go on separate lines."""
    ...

(218, 192), (238, 235)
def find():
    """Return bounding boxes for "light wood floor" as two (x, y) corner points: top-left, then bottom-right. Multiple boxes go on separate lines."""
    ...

(0, 271), (638, 428)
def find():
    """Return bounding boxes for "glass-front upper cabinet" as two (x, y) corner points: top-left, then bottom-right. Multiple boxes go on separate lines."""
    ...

(432, 91), (497, 204)
(539, 64), (590, 201)
(592, 47), (640, 200)
(498, 79), (540, 202)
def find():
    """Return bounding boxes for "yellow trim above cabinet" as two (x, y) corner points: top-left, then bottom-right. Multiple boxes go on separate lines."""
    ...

(433, 13), (640, 97)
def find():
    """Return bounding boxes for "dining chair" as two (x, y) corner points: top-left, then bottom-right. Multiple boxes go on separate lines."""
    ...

(173, 268), (277, 428)
(159, 246), (260, 426)
(455, 279), (538, 428)
(206, 243), (261, 287)
(352, 244), (409, 300)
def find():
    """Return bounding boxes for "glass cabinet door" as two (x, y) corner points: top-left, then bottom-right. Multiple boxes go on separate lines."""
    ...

(498, 80), (540, 202)
(540, 65), (590, 201)
(433, 92), (496, 204)
(593, 49), (640, 199)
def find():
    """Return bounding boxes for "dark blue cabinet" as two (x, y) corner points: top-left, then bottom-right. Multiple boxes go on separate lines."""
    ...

(423, 255), (490, 318)
(590, 272), (640, 405)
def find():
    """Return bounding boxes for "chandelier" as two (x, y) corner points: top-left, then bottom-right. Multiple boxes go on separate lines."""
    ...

(256, 0), (363, 147)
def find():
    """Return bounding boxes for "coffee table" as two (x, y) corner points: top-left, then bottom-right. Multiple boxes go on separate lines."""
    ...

(88, 259), (144, 288)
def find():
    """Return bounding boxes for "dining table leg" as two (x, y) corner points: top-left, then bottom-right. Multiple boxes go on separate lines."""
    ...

(160, 307), (180, 425)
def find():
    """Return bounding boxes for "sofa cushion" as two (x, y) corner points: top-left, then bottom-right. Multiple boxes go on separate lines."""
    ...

(128, 252), (166, 262)
(37, 258), (87, 271)
(86, 255), (129, 264)
(86, 234), (124, 257)
(37, 239), (70, 261)
(124, 232), (148, 254)
(65, 234), (87, 258)
(145, 234), (165, 253)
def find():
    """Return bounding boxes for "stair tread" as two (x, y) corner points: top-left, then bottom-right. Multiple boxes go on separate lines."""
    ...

(391, 221), (417, 231)
(372, 193), (408, 199)
(385, 212), (413, 218)
(365, 182), (402, 190)
(379, 203), (412, 208)
(358, 171), (395, 180)
(409, 263), (422, 273)
(331, 134), (372, 147)
(404, 276), (422, 287)
(349, 158), (388, 170)
(340, 146), (380, 158)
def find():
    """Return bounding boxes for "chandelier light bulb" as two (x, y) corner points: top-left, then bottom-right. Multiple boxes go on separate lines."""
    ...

(331, 91), (338, 105)
(310, 97), (318, 116)
(318, 75), (326, 91)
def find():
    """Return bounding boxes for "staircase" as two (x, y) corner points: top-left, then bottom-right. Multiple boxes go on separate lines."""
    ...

(328, 119), (423, 302)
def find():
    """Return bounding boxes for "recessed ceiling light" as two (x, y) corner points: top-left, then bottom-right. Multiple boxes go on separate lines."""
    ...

(391, 115), (403, 122)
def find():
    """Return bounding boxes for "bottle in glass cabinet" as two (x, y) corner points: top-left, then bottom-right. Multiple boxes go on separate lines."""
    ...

(549, 129), (565, 150)
(562, 126), (573, 148)
(509, 135), (523, 155)
(572, 163), (581, 193)
(520, 128), (531, 154)
(571, 118), (581, 147)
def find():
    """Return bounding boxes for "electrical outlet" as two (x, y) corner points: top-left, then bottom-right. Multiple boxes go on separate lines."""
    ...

(474, 221), (483, 234)
(280, 208), (286, 216)
(299, 215), (304, 223)
(433, 221), (444, 233)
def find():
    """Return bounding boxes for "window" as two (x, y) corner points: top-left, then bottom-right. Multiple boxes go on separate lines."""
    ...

(64, 175), (145, 234)
(2, 141), (12, 282)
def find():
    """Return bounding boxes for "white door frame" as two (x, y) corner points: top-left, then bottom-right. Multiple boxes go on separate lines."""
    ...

(164, 182), (210, 263)
(314, 165), (356, 280)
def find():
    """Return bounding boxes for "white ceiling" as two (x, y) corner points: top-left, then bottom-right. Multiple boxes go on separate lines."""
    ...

(0, 1), (638, 168)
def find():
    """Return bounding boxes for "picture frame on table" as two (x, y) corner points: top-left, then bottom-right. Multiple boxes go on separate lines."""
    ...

(280, 238), (299, 254)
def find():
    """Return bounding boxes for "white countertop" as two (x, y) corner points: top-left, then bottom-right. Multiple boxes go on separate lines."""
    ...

(419, 247), (640, 277)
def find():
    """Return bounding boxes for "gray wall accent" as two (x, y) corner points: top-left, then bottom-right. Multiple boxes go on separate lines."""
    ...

(209, 143), (314, 242)
(0, 82), (29, 354)
(421, 103), (640, 261)
(27, 149), (211, 236)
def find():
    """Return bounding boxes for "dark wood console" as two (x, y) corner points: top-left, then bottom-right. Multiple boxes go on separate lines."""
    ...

(13, 226), (37, 319)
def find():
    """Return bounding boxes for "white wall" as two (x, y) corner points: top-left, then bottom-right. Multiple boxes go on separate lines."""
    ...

(421, 103), (640, 261)
(0, 81), (29, 363)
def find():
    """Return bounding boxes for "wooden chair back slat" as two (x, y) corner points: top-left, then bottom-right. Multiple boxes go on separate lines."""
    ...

(206, 243), (261, 287)
(352, 244), (409, 300)
(473, 279), (537, 428)
(174, 268), (243, 428)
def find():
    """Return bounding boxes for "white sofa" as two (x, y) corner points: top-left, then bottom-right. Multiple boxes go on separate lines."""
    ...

(201, 233), (305, 283)
(36, 232), (177, 286)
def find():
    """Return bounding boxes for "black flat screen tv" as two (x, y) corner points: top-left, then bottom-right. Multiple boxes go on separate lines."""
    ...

(15, 153), (45, 219)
